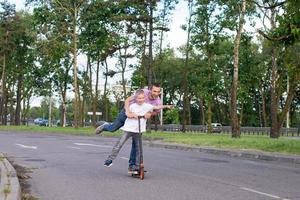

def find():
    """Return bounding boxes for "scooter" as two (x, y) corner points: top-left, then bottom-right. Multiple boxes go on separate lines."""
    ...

(130, 116), (145, 180)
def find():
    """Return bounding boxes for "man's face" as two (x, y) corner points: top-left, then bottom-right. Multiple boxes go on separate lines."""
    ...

(150, 86), (161, 99)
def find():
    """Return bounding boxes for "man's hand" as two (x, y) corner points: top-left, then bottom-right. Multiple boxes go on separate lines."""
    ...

(165, 105), (175, 109)
(144, 112), (152, 119)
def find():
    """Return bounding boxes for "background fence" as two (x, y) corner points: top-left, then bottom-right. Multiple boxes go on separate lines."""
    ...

(151, 124), (300, 137)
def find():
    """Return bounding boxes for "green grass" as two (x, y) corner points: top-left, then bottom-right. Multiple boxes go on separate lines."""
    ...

(142, 132), (300, 155)
(0, 125), (95, 135)
(1, 126), (300, 155)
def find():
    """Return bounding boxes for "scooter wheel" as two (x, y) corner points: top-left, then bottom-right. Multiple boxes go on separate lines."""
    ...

(140, 171), (144, 180)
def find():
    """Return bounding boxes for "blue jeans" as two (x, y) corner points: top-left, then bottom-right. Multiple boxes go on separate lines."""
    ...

(103, 109), (136, 168)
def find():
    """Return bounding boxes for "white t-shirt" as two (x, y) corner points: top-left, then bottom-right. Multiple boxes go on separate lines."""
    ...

(121, 103), (154, 133)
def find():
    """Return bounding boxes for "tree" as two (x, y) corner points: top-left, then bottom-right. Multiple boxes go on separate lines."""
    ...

(230, 0), (247, 138)
(191, 0), (225, 133)
(257, 0), (300, 138)
(0, 1), (16, 125)
(13, 12), (36, 125)
(29, 0), (88, 128)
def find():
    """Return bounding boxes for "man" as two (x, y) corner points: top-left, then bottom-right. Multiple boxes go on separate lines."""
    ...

(95, 83), (162, 172)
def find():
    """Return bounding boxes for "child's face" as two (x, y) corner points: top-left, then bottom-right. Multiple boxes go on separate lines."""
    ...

(136, 93), (145, 105)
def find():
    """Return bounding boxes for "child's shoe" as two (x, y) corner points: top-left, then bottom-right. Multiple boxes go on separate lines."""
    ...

(128, 166), (139, 174)
(132, 169), (139, 175)
(104, 159), (113, 167)
(128, 166), (136, 173)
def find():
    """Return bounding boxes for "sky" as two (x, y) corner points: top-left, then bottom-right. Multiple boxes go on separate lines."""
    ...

(6, 0), (189, 107)
(8, 0), (189, 52)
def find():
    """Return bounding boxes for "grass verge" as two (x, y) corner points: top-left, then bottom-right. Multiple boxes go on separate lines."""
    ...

(1, 126), (300, 155)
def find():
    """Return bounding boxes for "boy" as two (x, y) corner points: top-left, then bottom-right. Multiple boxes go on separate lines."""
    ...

(104, 90), (173, 171)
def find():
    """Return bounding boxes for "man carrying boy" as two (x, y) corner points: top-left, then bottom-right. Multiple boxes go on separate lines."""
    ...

(95, 83), (162, 172)
(103, 90), (173, 170)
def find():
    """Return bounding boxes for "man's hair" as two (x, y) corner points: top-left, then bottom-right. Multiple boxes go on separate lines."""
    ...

(149, 82), (161, 90)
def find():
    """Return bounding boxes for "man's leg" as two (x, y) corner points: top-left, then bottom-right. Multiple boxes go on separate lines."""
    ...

(96, 109), (127, 134)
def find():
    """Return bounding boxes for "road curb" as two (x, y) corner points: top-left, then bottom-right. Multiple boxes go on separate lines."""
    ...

(0, 153), (21, 200)
(145, 141), (300, 164)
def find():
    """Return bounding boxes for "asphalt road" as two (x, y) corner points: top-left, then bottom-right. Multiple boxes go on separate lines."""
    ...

(0, 131), (299, 200)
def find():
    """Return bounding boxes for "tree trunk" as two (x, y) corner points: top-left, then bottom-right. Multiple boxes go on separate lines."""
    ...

(48, 95), (52, 127)
(140, 23), (148, 88)
(182, 0), (193, 132)
(215, 96), (222, 124)
(15, 64), (24, 126)
(269, 6), (280, 138)
(239, 104), (244, 126)
(261, 87), (267, 127)
(276, 72), (299, 135)
(187, 96), (191, 125)
(199, 97), (205, 125)
(72, 7), (81, 128)
(147, 2), (154, 88)
(118, 48), (127, 100)
(231, 0), (246, 138)
(91, 59), (100, 126)
(104, 60), (109, 121)
(23, 97), (31, 125)
(1, 52), (7, 125)
(207, 96), (212, 134)
(9, 95), (15, 125)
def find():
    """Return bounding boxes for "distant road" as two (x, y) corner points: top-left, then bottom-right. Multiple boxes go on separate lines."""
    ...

(0, 132), (299, 200)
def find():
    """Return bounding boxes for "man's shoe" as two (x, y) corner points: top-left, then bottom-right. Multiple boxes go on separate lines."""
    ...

(95, 122), (108, 134)
(104, 160), (113, 167)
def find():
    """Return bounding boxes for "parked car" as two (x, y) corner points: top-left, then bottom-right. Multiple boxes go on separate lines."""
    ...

(39, 119), (49, 126)
(56, 120), (73, 127)
(211, 123), (222, 133)
(34, 118), (44, 125)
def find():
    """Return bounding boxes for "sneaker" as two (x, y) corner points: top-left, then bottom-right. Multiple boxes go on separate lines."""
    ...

(104, 159), (113, 167)
(95, 122), (108, 134)
(132, 169), (139, 175)
(128, 166), (140, 174)
(128, 166), (135, 174)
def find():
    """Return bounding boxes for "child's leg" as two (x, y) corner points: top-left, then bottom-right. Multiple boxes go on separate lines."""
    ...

(106, 131), (132, 161)
(128, 139), (136, 168)
(132, 133), (141, 170)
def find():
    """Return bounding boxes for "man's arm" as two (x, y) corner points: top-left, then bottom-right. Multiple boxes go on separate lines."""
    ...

(124, 95), (135, 118)
(144, 105), (174, 119)
(153, 105), (174, 110)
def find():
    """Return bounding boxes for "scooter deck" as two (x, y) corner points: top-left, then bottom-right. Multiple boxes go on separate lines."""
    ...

(130, 170), (148, 177)
(129, 170), (148, 174)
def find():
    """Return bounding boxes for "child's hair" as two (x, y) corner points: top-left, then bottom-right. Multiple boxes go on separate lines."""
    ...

(135, 89), (145, 96)
(134, 89), (145, 101)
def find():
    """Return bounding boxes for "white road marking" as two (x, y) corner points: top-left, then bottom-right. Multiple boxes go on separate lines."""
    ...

(15, 143), (37, 149)
(166, 168), (290, 200)
(120, 157), (129, 160)
(73, 143), (112, 148)
(240, 187), (290, 200)
(67, 146), (81, 150)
